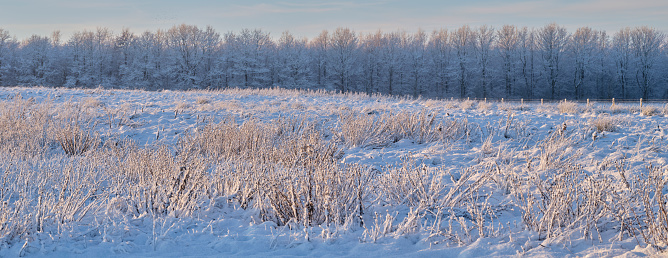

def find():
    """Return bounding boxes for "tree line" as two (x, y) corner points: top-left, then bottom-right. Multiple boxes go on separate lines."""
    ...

(0, 23), (666, 99)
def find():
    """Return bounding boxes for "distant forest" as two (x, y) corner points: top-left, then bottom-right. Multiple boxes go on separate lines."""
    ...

(0, 23), (666, 99)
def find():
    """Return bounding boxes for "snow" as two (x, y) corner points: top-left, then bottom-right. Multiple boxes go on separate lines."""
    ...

(0, 86), (667, 257)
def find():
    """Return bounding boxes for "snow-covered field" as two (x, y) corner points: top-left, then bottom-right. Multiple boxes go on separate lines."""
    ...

(0, 86), (667, 257)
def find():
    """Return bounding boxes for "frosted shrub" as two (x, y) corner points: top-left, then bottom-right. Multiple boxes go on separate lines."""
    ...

(641, 106), (656, 116)
(336, 109), (441, 148)
(609, 104), (629, 114)
(81, 96), (104, 108)
(557, 100), (579, 114)
(590, 115), (616, 133)
(55, 120), (99, 155)
(459, 99), (475, 110)
(476, 101), (491, 113)
(174, 101), (191, 111)
(105, 142), (209, 218)
(497, 102), (513, 112)
(195, 97), (211, 105)
(635, 164), (668, 247)
(337, 111), (400, 148)
(394, 109), (438, 144)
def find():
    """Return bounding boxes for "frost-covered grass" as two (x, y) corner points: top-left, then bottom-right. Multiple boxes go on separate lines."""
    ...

(0, 87), (667, 257)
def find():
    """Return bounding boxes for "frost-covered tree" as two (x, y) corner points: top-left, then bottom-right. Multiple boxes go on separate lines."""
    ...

(276, 31), (311, 89)
(518, 27), (538, 99)
(43, 31), (69, 87)
(427, 29), (451, 98)
(612, 28), (633, 99)
(225, 29), (273, 88)
(329, 27), (358, 93)
(380, 31), (403, 95)
(359, 31), (384, 94)
(593, 30), (613, 99)
(538, 23), (569, 99)
(451, 25), (474, 98)
(569, 27), (599, 99)
(309, 30), (329, 88)
(0, 29), (17, 86)
(166, 24), (220, 89)
(497, 25), (519, 98)
(630, 26), (664, 99)
(114, 28), (137, 88)
(18, 35), (51, 85)
(406, 29), (427, 97)
(473, 25), (495, 98)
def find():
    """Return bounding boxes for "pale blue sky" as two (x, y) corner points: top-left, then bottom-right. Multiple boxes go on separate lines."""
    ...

(1, 0), (667, 40)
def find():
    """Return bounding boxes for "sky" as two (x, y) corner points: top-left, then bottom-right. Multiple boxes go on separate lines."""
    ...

(1, 0), (667, 41)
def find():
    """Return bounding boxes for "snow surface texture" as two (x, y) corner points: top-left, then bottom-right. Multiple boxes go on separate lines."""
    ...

(0, 86), (667, 257)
